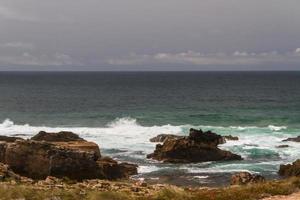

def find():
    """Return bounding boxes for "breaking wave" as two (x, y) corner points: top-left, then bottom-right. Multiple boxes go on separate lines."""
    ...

(0, 117), (298, 176)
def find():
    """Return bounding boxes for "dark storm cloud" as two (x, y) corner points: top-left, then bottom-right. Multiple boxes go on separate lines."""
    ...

(0, 0), (300, 70)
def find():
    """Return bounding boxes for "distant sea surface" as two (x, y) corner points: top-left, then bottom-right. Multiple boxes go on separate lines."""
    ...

(0, 71), (300, 186)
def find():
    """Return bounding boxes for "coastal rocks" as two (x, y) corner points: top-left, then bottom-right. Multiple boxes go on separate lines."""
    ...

(147, 128), (242, 163)
(97, 157), (138, 180)
(282, 136), (300, 142)
(230, 172), (265, 185)
(0, 132), (137, 181)
(2, 139), (100, 180)
(0, 135), (23, 142)
(31, 131), (101, 159)
(279, 160), (300, 177)
(0, 162), (21, 181)
(149, 134), (183, 143)
(223, 135), (239, 141)
(31, 131), (84, 142)
(189, 128), (226, 146)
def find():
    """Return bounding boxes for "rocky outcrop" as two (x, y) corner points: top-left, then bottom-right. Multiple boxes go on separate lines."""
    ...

(31, 131), (84, 142)
(0, 135), (23, 142)
(279, 160), (300, 177)
(282, 136), (300, 142)
(149, 134), (183, 143)
(0, 132), (137, 181)
(97, 157), (138, 180)
(230, 172), (265, 185)
(147, 128), (242, 163)
(223, 135), (239, 141)
(31, 131), (101, 158)
(189, 128), (226, 146)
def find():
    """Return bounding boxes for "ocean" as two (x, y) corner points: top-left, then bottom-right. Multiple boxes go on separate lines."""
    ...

(0, 71), (300, 186)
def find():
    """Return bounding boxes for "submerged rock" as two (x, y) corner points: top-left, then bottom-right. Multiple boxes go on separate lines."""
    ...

(147, 128), (242, 163)
(230, 172), (265, 185)
(0, 131), (137, 181)
(282, 136), (300, 142)
(149, 134), (183, 143)
(279, 159), (300, 177)
(276, 145), (289, 148)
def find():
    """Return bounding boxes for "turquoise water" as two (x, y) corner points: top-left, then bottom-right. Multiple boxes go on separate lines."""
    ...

(0, 71), (299, 186)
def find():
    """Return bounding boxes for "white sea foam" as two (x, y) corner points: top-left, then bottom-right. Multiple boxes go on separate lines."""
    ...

(0, 118), (298, 175)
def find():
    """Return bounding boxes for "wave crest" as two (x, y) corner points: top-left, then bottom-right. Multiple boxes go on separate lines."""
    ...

(0, 118), (14, 128)
(107, 117), (140, 128)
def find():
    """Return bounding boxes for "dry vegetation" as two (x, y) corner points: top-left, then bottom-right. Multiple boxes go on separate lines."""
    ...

(0, 177), (300, 200)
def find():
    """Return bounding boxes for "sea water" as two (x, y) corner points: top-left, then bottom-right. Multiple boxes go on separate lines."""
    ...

(0, 71), (299, 186)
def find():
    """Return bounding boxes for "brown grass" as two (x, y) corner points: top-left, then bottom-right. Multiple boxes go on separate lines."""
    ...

(0, 177), (299, 200)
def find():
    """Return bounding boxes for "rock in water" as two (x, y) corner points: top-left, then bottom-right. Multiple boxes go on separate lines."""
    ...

(223, 135), (239, 141)
(189, 128), (226, 146)
(276, 145), (289, 148)
(0, 132), (137, 180)
(279, 159), (300, 177)
(282, 136), (300, 142)
(149, 134), (183, 143)
(147, 128), (242, 163)
(231, 172), (265, 185)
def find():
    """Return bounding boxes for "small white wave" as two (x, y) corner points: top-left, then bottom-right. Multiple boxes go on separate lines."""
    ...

(193, 176), (209, 179)
(268, 125), (287, 131)
(138, 165), (163, 173)
(107, 117), (139, 128)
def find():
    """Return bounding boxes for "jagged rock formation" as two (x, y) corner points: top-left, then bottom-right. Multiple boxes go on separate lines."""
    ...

(147, 128), (242, 163)
(282, 136), (300, 142)
(0, 131), (137, 180)
(279, 159), (300, 177)
(149, 134), (183, 143)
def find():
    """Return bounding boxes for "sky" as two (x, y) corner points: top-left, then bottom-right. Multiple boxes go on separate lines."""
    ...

(0, 0), (300, 71)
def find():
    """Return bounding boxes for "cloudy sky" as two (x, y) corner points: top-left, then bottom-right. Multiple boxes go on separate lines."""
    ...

(0, 0), (300, 71)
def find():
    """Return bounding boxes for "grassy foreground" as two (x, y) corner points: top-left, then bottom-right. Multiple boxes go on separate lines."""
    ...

(0, 177), (300, 200)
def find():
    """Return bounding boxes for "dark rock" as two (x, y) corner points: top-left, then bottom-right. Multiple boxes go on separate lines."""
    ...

(276, 145), (289, 148)
(149, 134), (183, 143)
(97, 157), (138, 180)
(31, 131), (85, 142)
(147, 129), (242, 163)
(0, 135), (23, 143)
(223, 135), (239, 141)
(189, 128), (226, 146)
(279, 159), (300, 177)
(282, 136), (300, 142)
(231, 172), (265, 185)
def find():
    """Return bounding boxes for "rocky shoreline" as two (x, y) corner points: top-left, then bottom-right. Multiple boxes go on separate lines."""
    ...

(1, 129), (300, 199)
